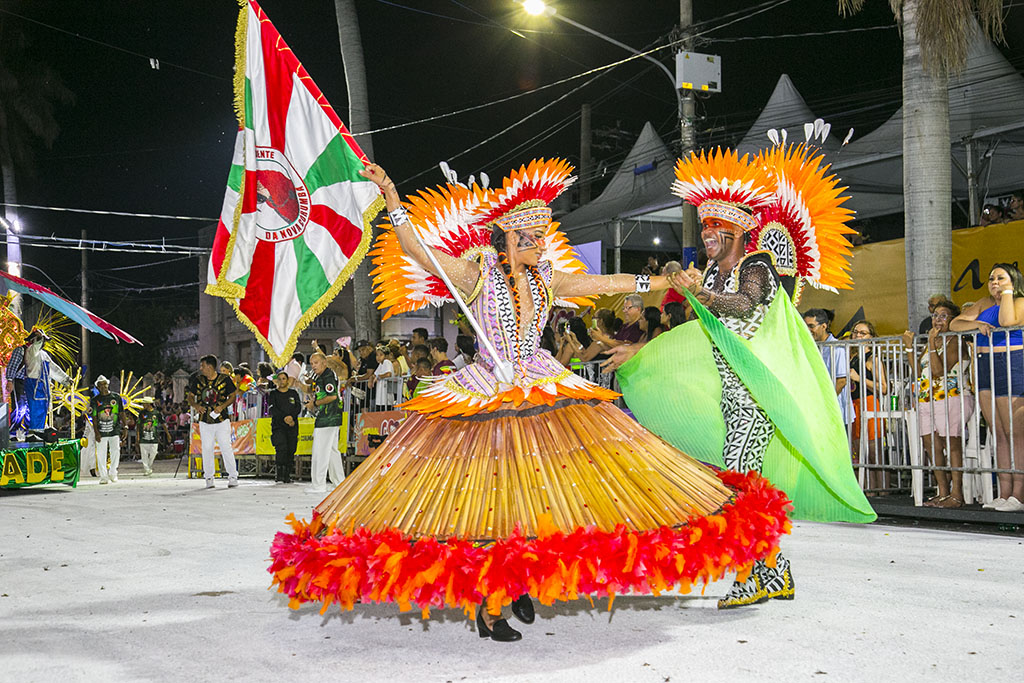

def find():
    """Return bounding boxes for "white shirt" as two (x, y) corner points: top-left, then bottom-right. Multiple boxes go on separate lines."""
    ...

(374, 359), (396, 407)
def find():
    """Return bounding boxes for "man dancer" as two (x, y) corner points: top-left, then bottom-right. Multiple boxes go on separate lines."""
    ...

(663, 216), (795, 608)
(606, 148), (875, 609)
(90, 375), (125, 484)
(304, 352), (344, 494)
(187, 354), (239, 489)
(268, 370), (301, 484)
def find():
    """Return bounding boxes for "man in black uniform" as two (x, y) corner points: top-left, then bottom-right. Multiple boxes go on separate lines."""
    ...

(186, 354), (239, 489)
(267, 370), (301, 484)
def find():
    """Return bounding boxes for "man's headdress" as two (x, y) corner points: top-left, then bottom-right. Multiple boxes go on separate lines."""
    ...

(670, 148), (775, 233)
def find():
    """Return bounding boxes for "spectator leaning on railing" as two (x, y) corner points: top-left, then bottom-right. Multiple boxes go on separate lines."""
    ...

(951, 263), (1024, 512)
(1007, 190), (1024, 222)
(904, 301), (974, 508)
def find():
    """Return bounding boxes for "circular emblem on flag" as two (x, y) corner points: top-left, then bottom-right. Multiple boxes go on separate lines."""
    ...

(254, 146), (311, 243)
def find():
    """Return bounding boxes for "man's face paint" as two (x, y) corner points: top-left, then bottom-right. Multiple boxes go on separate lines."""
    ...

(700, 218), (743, 261)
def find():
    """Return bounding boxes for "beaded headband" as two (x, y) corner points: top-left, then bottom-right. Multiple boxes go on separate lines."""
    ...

(696, 200), (760, 233)
(493, 206), (552, 232)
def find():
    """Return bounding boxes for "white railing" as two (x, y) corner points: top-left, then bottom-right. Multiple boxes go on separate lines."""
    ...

(816, 328), (1024, 507)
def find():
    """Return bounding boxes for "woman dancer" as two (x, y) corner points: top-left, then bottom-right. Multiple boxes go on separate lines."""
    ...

(269, 159), (790, 640)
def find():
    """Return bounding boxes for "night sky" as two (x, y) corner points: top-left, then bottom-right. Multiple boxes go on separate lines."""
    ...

(2, 0), (1022, 317)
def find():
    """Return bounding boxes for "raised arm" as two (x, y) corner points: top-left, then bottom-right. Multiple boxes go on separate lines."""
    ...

(549, 270), (669, 298)
(359, 163), (480, 296)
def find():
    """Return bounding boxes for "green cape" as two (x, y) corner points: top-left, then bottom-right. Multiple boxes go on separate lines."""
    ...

(617, 288), (876, 523)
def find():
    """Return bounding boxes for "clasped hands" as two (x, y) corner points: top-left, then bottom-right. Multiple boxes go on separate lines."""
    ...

(667, 267), (704, 296)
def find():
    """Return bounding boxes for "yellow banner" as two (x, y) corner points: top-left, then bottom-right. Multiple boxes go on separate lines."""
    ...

(799, 219), (1024, 336)
(254, 415), (348, 455)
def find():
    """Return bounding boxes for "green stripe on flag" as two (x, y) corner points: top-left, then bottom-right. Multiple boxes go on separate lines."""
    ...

(292, 238), (330, 311)
(227, 164), (244, 193)
(244, 78), (254, 131)
(303, 134), (365, 195)
(234, 273), (249, 288)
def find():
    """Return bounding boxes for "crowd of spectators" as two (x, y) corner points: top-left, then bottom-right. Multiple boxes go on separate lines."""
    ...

(980, 190), (1024, 226)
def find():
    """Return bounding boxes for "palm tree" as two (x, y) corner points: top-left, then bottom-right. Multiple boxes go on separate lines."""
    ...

(0, 21), (74, 315)
(334, 0), (380, 343)
(838, 0), (1005, 328)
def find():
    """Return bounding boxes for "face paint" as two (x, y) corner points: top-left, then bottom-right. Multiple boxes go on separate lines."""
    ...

(515, 228), (543, 251)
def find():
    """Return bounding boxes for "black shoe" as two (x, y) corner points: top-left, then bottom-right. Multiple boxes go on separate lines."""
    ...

(510, 594), (535, 625)
(476, 605), (522, 642)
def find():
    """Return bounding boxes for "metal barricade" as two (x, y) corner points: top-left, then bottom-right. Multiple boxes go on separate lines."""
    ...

(816, 328), (1024, 507)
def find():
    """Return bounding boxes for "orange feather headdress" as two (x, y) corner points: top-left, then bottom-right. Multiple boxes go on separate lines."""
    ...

(369, 159), (590, 321)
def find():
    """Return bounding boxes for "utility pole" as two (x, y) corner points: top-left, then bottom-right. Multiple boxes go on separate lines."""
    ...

(80, 228), (89, 385)
(679, 0), (700, 267)
(579, 103), (593, 205)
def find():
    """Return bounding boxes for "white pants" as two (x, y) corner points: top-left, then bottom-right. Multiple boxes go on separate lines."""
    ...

(310, 425), (344, 489)
(198, 420), (238, 481)
(80, 435), (96, 477)
(95, 436), (121, 481)
(140, 443), (158, 472)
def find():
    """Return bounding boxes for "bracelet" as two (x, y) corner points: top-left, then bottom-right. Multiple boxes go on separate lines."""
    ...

(634, 274), (651, 293)
(1000, 289), (1014, 297)
(388, 205), (410, 226)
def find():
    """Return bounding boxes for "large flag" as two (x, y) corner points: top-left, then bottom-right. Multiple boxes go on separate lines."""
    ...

(207, 0), (383, 365)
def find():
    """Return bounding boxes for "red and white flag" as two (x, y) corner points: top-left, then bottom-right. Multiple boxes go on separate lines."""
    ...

(207, 0), (383, 365)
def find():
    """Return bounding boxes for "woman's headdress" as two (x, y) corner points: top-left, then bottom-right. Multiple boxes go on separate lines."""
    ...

(369, 159), (590, 320)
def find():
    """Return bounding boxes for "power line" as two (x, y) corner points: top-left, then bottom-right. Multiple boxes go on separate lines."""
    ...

(708, 25), (896, 42)
(0, 7), (228, 81)
(6, 234), (208, 255)
(0, 202), (216, 222)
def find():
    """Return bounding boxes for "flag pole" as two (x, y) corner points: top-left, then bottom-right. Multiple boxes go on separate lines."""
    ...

(405, 231), (514, 385)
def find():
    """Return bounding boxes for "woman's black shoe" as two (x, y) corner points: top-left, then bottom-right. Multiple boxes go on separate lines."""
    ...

(510, 594), (535, 625)
(476, 605), (522, 642)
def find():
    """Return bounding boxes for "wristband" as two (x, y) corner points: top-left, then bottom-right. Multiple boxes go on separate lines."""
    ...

(634, 274), (651, 293)
(388, 205), (410, 227)
(1000, 289), (1014, 297)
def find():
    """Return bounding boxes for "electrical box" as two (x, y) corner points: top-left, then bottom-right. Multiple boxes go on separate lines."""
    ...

(675, 51), (721, 93)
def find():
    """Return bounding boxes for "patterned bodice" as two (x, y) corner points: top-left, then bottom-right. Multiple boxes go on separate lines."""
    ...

(469, 250), (554, 369)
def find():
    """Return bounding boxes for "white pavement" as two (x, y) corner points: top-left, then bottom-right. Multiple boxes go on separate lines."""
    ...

(2, 461), (1023, 683)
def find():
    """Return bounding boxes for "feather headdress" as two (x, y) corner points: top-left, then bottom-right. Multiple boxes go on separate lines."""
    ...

(753, 143), (856, 293)
(670, 148), (775, 232)
(370, 159), (590, 320)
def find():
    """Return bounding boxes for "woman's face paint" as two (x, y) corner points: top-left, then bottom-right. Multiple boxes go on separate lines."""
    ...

(513, 228), (545, 266)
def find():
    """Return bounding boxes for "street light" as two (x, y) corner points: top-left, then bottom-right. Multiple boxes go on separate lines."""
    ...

(518, 1), (699, 269)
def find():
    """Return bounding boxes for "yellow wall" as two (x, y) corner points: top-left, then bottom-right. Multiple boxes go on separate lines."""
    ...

(799, 219), (1024, 336)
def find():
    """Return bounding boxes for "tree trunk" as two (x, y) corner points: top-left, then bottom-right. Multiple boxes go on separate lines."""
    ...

(1, 158), (22, 317)
(334, 0), (380, 343)
(901, 0), (951, 330)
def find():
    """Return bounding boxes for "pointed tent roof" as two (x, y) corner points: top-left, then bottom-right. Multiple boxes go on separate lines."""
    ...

(834, 24), (1024, 219)
(559, 122), (681, 248)
(737, 74), (838, 155)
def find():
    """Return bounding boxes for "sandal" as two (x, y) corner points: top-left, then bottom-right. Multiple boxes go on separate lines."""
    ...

(935, 496), (963, 508)
(923, 494), (949, 508)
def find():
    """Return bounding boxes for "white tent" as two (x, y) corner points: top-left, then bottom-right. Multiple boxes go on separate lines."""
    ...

(736, 73), (838, 156)
(560, 122), (682, 268)
(834, 27), (1024, 221)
